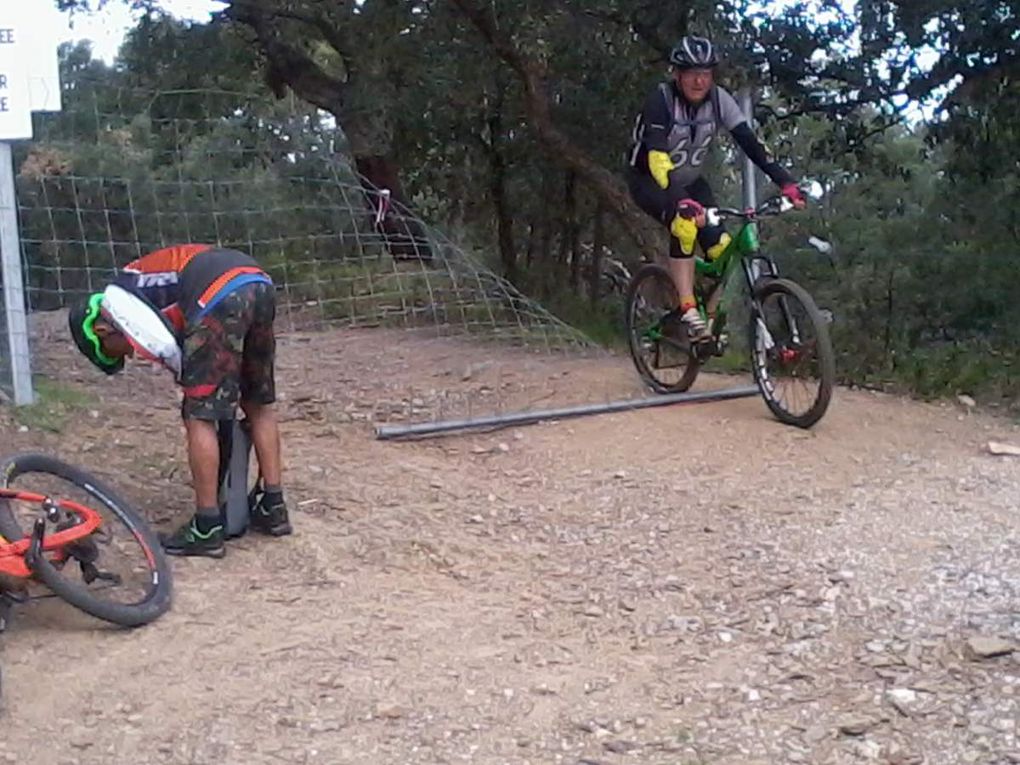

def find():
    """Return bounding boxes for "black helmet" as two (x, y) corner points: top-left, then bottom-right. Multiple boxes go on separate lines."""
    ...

(68, 292), (125, 375)
(669, 35), (719, 69)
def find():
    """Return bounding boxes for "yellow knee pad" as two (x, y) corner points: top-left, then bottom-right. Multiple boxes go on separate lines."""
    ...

(705, 232), (732, 261)
(669, 214), (699, 257)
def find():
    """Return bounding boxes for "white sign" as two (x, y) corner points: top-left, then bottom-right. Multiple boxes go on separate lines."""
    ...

(0, 3), (62, 141)
(0, 25), (33, 140)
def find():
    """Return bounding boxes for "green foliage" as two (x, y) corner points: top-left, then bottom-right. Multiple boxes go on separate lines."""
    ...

(539, 289), (628, 350)
(29, 0), (1020, 409)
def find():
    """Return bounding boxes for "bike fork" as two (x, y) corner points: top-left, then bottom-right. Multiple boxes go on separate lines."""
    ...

(744, 256), (802, 346)
(779, 297), (803, 345)
(754, 314), (776, 351)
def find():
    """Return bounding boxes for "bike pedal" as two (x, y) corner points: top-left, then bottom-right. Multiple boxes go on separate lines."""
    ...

(713, 333), (730, 356)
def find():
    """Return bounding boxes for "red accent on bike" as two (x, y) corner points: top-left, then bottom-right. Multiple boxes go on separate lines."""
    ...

(0, 489), (104, 579)
(780, 348), (800, 363)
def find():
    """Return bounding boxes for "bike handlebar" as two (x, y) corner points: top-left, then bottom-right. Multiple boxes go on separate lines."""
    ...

(707, 195), (796, 225)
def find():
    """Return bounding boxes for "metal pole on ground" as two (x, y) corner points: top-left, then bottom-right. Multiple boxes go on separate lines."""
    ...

(0, 141), (33, 405)
(375, 385), (760, 440)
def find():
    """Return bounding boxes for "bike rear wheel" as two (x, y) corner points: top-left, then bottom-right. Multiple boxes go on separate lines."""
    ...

(749, 278), (835, 428)
(625, 264), (700, 394)
(0, 453), (172, 627)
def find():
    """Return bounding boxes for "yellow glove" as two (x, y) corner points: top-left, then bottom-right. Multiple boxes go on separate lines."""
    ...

(647, 150), (674, 190)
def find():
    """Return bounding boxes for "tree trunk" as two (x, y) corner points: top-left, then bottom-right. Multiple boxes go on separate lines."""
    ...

(559, 171), (576, 279)
(590, 202), (605, 306)
(492, 166), (517, 279)
(524, 220), (537, 268)
(884, 265), (895, 358)
(538, 169), (556, 269)
(226, 4), (432, 261)
(484, 71), (518, 279)
(569, 204), (583, 290)
(352, 152), (432, 262)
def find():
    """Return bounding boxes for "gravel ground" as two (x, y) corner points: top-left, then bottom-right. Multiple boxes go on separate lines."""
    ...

(1, 317), (1018, 765)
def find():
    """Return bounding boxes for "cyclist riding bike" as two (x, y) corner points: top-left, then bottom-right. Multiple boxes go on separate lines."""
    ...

(627, 35), (806, 341)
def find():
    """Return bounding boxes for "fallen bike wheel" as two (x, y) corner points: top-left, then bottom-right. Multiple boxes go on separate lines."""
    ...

(0, 453), (172, 627)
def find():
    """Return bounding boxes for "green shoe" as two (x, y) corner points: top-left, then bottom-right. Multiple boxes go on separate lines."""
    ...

(159, 517), (225, 558)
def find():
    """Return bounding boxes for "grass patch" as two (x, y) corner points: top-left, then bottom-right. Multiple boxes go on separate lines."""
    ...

(540, 291), (629, 350)
(12, 376), (98, 434)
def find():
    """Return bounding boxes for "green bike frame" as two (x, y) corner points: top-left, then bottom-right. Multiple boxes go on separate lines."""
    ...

(692, 218), (777, 338)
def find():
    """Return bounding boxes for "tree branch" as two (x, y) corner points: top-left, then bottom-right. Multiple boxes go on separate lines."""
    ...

(227, 0), (355, 71)
(579, 3), (686, 59)
(223, 1), (349, 116)
(449, 0), (663, 260)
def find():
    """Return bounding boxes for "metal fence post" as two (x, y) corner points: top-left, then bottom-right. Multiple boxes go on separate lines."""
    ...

(0, 140), (34, 405)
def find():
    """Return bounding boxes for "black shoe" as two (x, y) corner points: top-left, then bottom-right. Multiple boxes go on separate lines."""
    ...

(249, 491), (293, 537)
(159, 517), (226, 558)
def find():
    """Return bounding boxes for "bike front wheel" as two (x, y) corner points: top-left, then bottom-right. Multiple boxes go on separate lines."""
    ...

(624, 264), (700, 394)
(0, 453), (173, 628)
(749, 278), (835, 428)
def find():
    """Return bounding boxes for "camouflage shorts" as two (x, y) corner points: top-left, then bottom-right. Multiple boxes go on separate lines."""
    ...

(180, 282), (277, 421)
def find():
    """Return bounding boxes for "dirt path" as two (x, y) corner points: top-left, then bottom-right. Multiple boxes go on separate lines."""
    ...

(2, 322), (1019, 765)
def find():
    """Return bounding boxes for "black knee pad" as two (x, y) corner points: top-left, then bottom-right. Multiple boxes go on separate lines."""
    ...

(668, 239), (695, 260)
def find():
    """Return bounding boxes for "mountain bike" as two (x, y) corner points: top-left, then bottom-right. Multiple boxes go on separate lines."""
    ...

(624, 194), (835, 428)
(0, 453), (173, 636)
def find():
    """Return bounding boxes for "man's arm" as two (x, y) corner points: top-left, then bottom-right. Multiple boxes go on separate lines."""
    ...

(716, 88), (795, 188)
(640, 84), (673, 153)
(639, 85), (676, 189)
(729, 124), (795, 187)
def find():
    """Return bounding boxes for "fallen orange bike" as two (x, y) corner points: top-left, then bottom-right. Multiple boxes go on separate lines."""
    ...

(0, 453), (172, 634)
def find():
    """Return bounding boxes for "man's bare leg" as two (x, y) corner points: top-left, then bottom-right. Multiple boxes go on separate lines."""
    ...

(240, 400), (282, 487)
(241, 399), (292, 536)
(184, 417), (219, 509)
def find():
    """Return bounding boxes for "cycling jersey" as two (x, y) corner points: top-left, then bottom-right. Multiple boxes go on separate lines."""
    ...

(629, 81), (793, 188)
(113, 245), (272, 333)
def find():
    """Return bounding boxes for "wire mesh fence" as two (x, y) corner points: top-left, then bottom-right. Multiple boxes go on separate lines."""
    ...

(5, 80), (705, 429)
